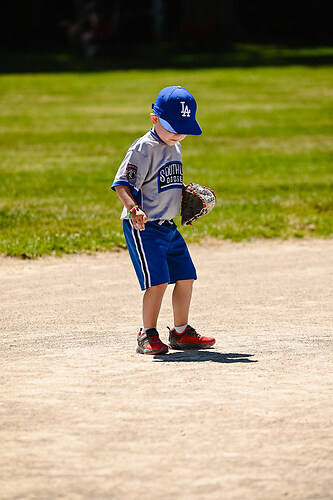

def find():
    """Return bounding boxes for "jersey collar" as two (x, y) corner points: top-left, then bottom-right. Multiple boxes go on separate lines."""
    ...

(149, 128), (166, 144)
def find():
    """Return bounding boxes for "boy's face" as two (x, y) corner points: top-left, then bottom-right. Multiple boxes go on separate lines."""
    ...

(151, 114), (187, 146)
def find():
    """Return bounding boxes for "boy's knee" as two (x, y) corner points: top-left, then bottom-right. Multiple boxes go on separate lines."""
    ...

(146, 282), (168, 291)
(176, 279), (194, 285)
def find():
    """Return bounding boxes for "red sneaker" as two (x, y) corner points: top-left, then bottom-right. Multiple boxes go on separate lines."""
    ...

(168, 325), (215, 350)
(136, 328), (168, 355)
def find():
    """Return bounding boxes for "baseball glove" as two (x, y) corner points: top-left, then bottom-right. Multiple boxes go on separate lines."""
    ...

(181, 183), (216, 226)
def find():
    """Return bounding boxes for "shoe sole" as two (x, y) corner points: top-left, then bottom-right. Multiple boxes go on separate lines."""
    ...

(136, 345), (169, 355)
(169, 340), (215, 350)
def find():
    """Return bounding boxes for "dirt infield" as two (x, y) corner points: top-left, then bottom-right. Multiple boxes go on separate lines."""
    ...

(1, 239), (332, 500)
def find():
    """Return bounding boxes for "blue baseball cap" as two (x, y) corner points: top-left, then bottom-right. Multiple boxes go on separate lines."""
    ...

(152, 86), (202, 135)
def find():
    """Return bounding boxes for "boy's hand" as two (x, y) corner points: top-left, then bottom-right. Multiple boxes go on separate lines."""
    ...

(130, 207), (148, 231)
(113, 186), (148, 230)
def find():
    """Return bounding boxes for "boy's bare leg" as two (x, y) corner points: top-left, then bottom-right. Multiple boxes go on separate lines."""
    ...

(169, 278), (215, 349)
(142, 283), (168, 329)
(172, 279), (194, 326)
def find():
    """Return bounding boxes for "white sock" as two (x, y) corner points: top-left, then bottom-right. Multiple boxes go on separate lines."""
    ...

(173, 324), (188, 334)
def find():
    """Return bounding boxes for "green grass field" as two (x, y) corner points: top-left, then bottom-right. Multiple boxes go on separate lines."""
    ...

(0, 59), (332, 257)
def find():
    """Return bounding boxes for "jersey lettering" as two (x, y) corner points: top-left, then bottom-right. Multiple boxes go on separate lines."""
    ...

(158, 161), (183, 191)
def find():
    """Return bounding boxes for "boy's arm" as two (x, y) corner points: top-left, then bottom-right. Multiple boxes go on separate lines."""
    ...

(114, 185), (148, 231)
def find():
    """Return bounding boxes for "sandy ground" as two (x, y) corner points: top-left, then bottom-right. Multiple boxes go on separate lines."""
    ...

(1, 239), (332, 500)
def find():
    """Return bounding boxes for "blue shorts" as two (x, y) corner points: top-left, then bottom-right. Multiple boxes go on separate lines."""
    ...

(123, 219), (197, 291)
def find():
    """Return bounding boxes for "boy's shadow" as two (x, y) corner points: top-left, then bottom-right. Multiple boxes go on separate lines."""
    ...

(153, 350), (257, 363)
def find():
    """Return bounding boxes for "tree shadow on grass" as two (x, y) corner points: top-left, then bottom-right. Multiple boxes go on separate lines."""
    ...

(153, 350), (257, 363)
(1, 46), (333, 74)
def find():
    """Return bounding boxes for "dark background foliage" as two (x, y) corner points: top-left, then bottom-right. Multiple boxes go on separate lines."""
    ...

(2, 1), (332, 52)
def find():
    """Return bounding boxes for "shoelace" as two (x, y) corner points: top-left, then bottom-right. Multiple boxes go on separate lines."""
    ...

(167, 325), (201, 338)
(149, 337), (163, 345)
(145, 332), (162, 344)
(185, 326), (201, 338)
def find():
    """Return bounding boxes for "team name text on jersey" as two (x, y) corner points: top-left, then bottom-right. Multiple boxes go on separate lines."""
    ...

(158, 161), (183, 191)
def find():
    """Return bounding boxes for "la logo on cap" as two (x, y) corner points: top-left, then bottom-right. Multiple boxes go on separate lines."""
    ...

(180, 101), (191, 118)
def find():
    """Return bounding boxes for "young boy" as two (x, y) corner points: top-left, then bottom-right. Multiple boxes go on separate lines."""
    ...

(112, 85), (215, 355)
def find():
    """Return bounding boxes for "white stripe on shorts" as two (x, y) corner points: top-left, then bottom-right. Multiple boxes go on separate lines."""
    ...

(129, 220), (151, 289)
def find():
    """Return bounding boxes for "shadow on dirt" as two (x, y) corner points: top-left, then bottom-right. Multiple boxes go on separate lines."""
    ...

(153, 351), (257, 363)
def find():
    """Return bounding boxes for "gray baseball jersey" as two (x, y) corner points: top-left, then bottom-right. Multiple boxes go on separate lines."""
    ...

(112, 129), (183, 221)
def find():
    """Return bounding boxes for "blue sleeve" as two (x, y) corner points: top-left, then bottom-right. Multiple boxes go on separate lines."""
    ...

(111, 180), (138, 196)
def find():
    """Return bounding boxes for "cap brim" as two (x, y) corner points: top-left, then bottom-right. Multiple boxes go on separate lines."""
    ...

(159, 117), (202, 136)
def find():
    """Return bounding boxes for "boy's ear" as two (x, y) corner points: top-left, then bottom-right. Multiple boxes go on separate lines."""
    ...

(150, 113), (158, 125)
